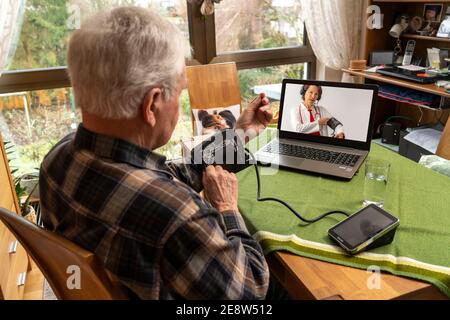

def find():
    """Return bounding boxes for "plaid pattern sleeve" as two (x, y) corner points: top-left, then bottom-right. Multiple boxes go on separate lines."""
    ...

(39, 125), (269, 300)
(162, 209), (269, 299)
(165, 159), (203, 193)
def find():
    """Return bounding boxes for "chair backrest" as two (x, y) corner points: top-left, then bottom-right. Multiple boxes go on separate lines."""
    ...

(0, 207), (128, 300)
(437, 117), (450, 160)
(186, 62), (241, 135)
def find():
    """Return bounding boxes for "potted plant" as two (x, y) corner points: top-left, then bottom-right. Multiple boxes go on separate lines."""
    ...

(4, 141), (39, 223)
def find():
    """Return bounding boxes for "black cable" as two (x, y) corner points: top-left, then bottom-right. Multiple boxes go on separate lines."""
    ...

(376, 115), (418, 136)
(245, 148), (350, 224)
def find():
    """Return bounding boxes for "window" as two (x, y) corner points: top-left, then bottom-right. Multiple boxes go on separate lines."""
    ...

(1, 0), (315, 170)
(215, 0), (304, 53)
(155, 90), (192, 159)
(2, 0), (191, 164)
(9, 0), (189, 71)
(239, 63), (307, 104)
(0, 88), (80, 174)
(0, 88), (191, 173)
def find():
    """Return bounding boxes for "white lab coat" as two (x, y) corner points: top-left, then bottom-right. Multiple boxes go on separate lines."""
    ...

(284, 102), (344, 137)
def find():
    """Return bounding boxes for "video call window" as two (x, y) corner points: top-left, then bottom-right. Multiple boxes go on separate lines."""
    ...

(280, 83), (374, 143)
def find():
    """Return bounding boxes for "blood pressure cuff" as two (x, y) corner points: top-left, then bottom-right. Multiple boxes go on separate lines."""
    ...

(327, 117), (343, 130)
(190, 129), (250, 173)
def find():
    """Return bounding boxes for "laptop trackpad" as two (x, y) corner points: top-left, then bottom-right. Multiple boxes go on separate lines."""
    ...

(279, 156), (305, 168)
(257, 153), (305, 168)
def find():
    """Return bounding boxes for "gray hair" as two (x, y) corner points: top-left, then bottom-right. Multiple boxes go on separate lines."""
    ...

(67, 6), (191, 119)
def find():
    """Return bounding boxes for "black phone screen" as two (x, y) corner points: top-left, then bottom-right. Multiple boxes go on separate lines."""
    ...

(329, 205), (398, 250)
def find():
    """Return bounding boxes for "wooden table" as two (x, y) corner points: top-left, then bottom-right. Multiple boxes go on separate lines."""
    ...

(267, 252), (447, 300)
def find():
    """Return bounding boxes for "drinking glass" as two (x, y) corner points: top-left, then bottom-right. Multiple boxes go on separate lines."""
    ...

(363, 158), (390, 208)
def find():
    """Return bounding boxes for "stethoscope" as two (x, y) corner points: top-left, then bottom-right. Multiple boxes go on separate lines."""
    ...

(298, 102), (321, 125)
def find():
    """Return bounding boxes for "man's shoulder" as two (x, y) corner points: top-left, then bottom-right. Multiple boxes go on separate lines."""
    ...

(42, 132), (75, 161)
(40, 133), (77, 182)
(43, 141), (204, 216)
(39, 133), (209, 238)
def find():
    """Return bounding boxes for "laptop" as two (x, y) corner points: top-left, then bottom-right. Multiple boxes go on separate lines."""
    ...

(255, 79), (378, 180)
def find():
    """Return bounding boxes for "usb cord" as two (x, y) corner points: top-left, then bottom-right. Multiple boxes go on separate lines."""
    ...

(245, 148), (350, 224)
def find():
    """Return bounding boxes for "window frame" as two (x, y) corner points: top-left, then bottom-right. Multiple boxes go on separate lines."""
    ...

(188, 2), (316, 73)
(0, 1), (316, 94)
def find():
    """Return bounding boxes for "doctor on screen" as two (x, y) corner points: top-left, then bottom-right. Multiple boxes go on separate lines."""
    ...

(289, 85), (345, 139)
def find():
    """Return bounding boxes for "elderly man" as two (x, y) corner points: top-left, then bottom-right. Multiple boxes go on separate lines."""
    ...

(39, 6), (273, 299)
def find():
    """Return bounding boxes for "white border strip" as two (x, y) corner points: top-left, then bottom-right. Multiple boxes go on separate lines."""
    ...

(255, 231), (450, 276)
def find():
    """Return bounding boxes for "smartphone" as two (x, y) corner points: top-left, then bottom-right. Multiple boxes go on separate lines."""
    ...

(328, 204), (400, 255)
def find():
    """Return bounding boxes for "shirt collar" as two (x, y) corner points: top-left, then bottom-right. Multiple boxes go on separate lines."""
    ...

(300, 102), (317, 112)
(73, 124), (167, 171)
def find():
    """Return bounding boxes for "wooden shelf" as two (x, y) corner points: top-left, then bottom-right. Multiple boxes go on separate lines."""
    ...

(402, 34), (450, 43)
(362, 0), (450, 140)
(342, 68), (450, 98)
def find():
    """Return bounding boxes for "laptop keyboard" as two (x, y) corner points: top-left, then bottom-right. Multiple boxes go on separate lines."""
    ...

(263, 142), (361, 167)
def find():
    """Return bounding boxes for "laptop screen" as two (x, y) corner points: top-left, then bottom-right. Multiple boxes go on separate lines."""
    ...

(279, 81), (377, 149)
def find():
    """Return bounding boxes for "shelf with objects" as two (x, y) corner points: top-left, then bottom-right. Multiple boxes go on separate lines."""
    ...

(343, 0), (450, 160)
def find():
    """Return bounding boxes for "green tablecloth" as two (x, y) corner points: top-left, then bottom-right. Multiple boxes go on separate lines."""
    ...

(237, 143), (450, 297)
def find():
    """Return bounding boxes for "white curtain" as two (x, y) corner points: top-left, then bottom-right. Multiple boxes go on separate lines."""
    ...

(0, 0), (26, 145)
(301, 0), (364, 80)
(0, 0), (26, 76)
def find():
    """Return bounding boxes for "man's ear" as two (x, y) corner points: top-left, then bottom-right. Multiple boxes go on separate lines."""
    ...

(141, 88), (164, 127)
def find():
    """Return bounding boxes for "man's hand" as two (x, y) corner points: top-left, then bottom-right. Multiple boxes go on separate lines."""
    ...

(335, 132), (345, 139)
(202, 166), (238, 212)
(236, 93), (272, 135)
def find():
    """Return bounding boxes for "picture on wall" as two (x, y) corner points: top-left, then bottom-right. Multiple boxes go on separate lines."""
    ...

(423, 3), (443, 22)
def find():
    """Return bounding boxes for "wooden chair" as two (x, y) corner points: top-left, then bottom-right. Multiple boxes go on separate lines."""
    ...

(0, 207), (128, 300)
(436, 117), (450, 160)
(186, 62), (241, 135)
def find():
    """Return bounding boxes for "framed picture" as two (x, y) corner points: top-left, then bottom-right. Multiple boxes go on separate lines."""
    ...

(423, 4), (444, 22)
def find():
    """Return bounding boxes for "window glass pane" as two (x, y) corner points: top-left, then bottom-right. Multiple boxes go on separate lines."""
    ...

(239, 63), (307, 103)
(155, 89), (192, 159)
(0, 88), (192, 175)
(215, 0), (304, 53)
(0, 88), (80, 175)
(8, 0), (189, 71)
(239, 63), (307, 126)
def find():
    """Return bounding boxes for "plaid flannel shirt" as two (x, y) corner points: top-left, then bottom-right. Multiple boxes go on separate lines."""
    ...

(39, 125), (269, 299)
